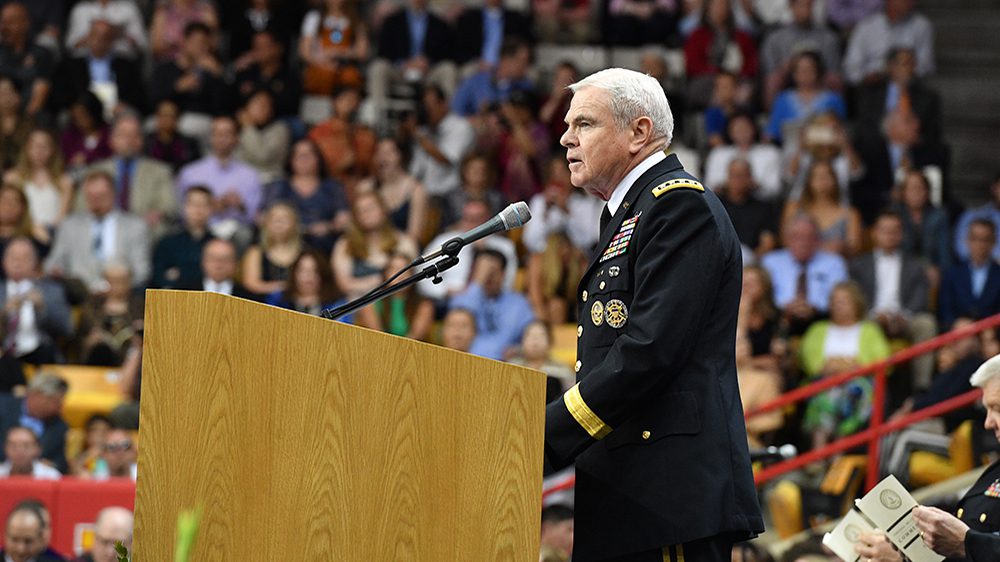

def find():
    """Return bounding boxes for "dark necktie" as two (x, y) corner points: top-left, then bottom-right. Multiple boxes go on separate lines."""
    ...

(795, 262), (808, 300)
(600, 205), (612, 236)
(119, 159), (132, 210)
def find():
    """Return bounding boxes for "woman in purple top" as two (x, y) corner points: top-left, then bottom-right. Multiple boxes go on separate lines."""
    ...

(60, 91), (111, 174)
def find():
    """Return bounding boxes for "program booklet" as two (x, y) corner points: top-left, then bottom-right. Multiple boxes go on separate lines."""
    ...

(822, 475), (944, 562)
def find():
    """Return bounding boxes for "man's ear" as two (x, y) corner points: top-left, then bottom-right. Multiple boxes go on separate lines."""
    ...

(628, 116), (654, 154)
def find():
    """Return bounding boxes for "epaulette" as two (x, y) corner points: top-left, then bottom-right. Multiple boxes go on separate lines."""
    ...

(652, 178), (705, 198)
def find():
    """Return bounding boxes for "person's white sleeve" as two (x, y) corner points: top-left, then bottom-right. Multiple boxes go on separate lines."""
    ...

(439, 116), (475, 166)
(915, 17), (935, 77)
(704, 147), (731, 191)
(123, 3), (148, 49)
(64, 4), (90, 48)
(301, 11), (320, 38)
(521, 194), (550, 255)
(567, 195), (602, 251)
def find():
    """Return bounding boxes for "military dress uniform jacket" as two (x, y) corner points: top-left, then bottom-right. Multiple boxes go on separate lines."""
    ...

(951, 460), (1000, 562)
(544, 154), (764, 561)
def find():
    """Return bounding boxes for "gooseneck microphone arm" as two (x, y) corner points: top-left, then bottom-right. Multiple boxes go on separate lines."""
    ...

(320, 256), (460, 321)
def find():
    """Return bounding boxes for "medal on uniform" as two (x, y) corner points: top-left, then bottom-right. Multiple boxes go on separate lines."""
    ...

(605, 299), (628, 328)
(985, 479), (1000, 498)
(600, 212), (641, 263)
(608, 265), (620, 277)
(591, 301), (604, 326)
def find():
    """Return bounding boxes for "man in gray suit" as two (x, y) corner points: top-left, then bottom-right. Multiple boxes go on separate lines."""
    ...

(0, 238), (71, 365)
(850, 209), (937, 388)
(45, 170), (151, 293)
(88, 113), (178, 240)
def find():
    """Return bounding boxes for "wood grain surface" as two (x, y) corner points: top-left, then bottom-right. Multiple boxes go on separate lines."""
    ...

(134, 290), (546, 561)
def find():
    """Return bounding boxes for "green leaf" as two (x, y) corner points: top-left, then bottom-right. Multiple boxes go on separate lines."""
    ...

(174, 506), (203, 562)
(114, 540), (130, 562)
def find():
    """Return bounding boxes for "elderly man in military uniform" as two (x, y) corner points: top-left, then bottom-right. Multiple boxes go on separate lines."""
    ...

(856, 353), (1000, 562)
(543, 67), (764, 562)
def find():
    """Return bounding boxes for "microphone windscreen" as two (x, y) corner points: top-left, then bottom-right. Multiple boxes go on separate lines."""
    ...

(501, 201), (532, 229)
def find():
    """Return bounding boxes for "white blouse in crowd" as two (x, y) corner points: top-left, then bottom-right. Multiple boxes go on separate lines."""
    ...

(823, 323), (863, 360)
(24, 181), (62, 228)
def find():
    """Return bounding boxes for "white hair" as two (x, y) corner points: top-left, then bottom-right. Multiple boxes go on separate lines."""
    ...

(569, 68), (674, 147)
(970, 353), (1000, 388)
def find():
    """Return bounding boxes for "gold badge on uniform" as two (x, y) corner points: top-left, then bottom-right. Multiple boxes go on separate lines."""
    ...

(591, 300), (604, 326)
(608, 265), (620, 277)
(605, 299), (628, 328)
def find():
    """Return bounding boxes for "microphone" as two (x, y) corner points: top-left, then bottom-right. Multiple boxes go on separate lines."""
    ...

(418, 201), (531, 263)
(748, 444), (797, 463)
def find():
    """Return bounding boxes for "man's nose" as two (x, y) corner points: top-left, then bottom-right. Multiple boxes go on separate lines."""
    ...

(560, 130), (576, 148)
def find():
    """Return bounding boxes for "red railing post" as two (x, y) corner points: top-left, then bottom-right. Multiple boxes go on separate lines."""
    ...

(866, 365), (888, 490)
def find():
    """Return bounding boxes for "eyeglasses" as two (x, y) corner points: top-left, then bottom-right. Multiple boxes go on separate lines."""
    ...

(103, 440), (132, 452)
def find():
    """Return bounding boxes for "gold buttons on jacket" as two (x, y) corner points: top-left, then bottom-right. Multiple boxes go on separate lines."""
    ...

(641, 431), (651, 440)
(958, 508), (964, 518)
(981, 513), (987, 523)
(577, 325), (583, 337)
(599, 281), (606, 290)
(582, 290), (588, 302)
(575, 360), (582, 373)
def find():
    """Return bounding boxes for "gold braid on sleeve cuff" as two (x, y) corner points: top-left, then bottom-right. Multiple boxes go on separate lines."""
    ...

(564, 384), (612, 439)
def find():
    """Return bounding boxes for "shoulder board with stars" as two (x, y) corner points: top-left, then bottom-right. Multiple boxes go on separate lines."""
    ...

(652, 178), (705, 198)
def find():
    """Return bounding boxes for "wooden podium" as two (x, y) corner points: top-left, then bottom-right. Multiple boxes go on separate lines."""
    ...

(133, 291), (547, 560)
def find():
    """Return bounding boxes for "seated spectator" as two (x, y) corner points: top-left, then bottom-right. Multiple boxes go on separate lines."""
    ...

(60, 91), (111, 173)
(606, 0), (678, 47)
(524, 155), (601, 323)
(538, 62), (578, 152)
(4, 129), (73, 239)
(766, 51), (847, 145)
(76, 262), (143, 366)
(449, 248), (534, 360)
(176, 116), (263, 241)
(356, 137), (428, 244)
(16, 1), (62, 55)
(235, 90), (290, 184)
(0, 237), (71, 365)
(0, 426), (60, 478)
(149, 0), (218, 63)
(241, 202), (301, 297)
(58, 20), (146, 115)
(533, 0), (590, 43)
(826, 0), (882, 34)
(64, 0), (147, 58)
(939, 219), (1000, 329)
(263, 139), (350, 254)
(45, 171), (151, 293)
(179, 238), (255, 299)
(454, 0), (531, 71)
(683, 0), (757, 107)
(355, 252), (434, 340)
(307, 85), (376, 187)
(232, 30), (301, 120)
(451, 38), (534, 118)
(856, 47), (942, 145)
(843, 0), (934, 86)
(69, 414), (111, 477)
(705, 112), (782, 201)
(95, 427), (135, 479)
(762, 215), (848, 334)
(144, 100), (201, 172)
(781, 160), (862, 257)
(783, 112), (861, 205)
(298, 0), (367, 95)
(224, 0), (296, 64)
(490, 89), (549, 204)
(704, 72), (741, 149)
(891, 169), (951, 276)
(508, 320), (574, 402)
(738, 265), (780, 366)
(850, 210), (936, 388)
(442, 152), (505, 228)
(332, 191), (417, 300)
(717, 158), (777, 258)
(0, 75), (32, 170)
(90, 114), (179, 239)
(736, 332), (782, 449)
(0, 372), (69, 472)
(405, 85), (476, 202)
(419, 198), (517, 305)
(1, 502), (63, 562)
(801, 281), (891, 448)
(150, 23), (228, 140)
(152, 186), (214, 289)
(0, 3), (54, 118)
(368, 0), (457, 109)
(953, 173), (1000, 264)
(440, 307), (476, 353)
(266, 249), (343, 318)
(0, 184), (49, 258)
(760, 0), (843, 108)
(539, 504), (574, 562)
(69, 506), (133, 562)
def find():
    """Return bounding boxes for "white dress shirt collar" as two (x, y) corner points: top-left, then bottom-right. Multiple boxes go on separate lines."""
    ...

(607, 150), (666, 217)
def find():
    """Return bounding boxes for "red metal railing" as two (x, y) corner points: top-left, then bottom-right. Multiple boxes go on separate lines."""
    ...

(746, 313), (1000, 490)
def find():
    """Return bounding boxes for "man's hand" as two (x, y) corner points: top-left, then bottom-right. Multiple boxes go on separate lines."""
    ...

(913, 505), (969, 558)
(854, 531), (903, 562)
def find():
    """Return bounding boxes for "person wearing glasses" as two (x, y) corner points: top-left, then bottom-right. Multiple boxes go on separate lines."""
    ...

(94, 427), (135, 480)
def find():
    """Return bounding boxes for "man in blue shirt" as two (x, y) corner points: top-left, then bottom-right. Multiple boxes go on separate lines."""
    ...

(451, 37), (533, 118)
(953, 174), (1000, 263)
(939, 218), (1000, 329)
(449, 248), (533, 360)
